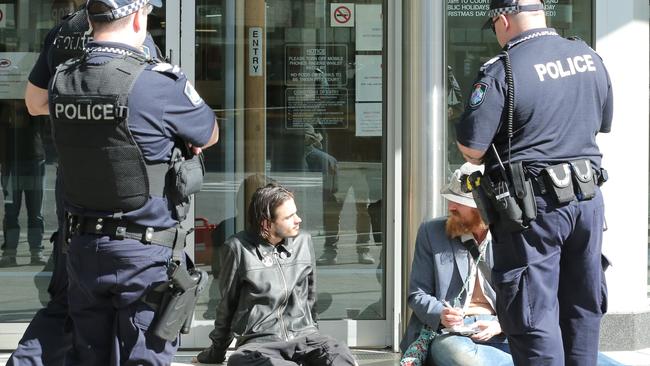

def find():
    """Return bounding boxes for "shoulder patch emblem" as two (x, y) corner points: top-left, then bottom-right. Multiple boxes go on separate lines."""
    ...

(184, 81), (204, 106)
(469, 82), (489, 108)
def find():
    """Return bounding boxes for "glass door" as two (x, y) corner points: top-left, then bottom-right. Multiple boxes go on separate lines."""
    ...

(180, 0), (391, 348)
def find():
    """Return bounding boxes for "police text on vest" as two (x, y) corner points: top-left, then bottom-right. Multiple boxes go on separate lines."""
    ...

(533, 54), (596, 82)
(54, 103), (117, 120)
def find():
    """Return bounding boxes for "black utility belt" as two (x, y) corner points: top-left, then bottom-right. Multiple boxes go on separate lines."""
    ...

(67, 214), (181, 248)
(531, 160), (603, 203)
(466, 159), (607, 233)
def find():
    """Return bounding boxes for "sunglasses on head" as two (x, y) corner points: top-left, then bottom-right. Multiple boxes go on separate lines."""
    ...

(459, 174), (472, 193)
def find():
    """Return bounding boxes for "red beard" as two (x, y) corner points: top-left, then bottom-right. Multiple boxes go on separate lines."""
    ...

(445, 209), (486, 239)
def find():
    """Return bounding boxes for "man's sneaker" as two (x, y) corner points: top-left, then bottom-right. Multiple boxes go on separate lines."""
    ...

(31, 253), (47, 266)
(358, 252), (375, 265)
(316, 251), (338, 265)
(0, 256), (18, 268)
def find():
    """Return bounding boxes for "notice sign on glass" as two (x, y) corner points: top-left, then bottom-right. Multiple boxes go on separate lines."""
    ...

(285, 44), (347, 86)
(285, 88), (348, 129)
(447, 0), (568, 19)
(0, 52), (39, 99)
(447, 0), (489, 17)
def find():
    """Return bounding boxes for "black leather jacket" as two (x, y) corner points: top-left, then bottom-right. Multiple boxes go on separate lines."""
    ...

(208, 229), (319, 354)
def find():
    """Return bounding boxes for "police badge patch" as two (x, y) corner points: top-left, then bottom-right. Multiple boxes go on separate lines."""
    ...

(184, 81), (204, 106)
(469, 82), (489, 108)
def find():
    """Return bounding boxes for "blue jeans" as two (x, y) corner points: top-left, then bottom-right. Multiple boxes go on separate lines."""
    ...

(427, 315), (513, 366)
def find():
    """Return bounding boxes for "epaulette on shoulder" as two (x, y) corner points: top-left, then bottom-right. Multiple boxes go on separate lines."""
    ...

(150, 63), (184, 80)
(480, 55), (502, 72)
(568, 35), (602, 60)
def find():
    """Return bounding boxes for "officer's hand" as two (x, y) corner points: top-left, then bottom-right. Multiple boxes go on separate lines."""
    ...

(188, 143), (203, 155)
(192, 344), (226, 364)
(440, 306), (464, 328)
(470, 320), (501, 342)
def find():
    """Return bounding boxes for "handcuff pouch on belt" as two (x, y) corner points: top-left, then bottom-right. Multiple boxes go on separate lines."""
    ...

(167, 145), (205, 222)
(543, 163), (575, 203)
(570, 159), (596, 201)
(543, 159), (596, 204)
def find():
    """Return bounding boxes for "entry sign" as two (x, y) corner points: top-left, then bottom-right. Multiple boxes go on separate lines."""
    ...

(249, 27), (263, 76)
(331, 3), (354, 27)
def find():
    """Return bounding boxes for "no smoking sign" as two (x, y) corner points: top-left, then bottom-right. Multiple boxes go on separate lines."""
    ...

(330, 3), (354, 27)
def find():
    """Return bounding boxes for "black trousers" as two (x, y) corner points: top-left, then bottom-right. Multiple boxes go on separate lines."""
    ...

(228, 333), (357, 366)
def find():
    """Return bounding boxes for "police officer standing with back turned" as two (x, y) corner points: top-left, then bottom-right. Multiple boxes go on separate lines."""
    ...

(455, 0), (613, 365)
(12, 2), (165, 365)
(47, 0), (218, 363)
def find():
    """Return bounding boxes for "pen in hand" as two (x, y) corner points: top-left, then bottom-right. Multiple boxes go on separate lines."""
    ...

(441, 299), (464, 318)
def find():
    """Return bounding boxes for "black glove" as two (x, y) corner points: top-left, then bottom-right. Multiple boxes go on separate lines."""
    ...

(195, 344), (227, 364)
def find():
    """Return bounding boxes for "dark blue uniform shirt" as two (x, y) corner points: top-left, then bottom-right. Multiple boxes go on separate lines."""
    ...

(57, 41), (215, 228)
(456, 28), (613, 177)
(29, 25), (60, 88)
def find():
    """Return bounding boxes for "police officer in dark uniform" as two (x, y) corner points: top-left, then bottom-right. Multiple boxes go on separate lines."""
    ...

(11, 3), (165, 365)
(455, 0), (613, 365)
(46, 0), (218, 363)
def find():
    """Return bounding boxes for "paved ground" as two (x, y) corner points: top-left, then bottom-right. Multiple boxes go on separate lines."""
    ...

(1, 349), (650, 365)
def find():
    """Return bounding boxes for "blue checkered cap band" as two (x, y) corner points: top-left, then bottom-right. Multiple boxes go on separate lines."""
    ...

(486, 6), (519, 17)
(87, 0), (149, 21)
(113, 0), (148, 19)
(486, 3), (545, 18)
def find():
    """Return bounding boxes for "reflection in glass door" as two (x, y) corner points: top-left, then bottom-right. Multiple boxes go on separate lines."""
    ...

(186, 0), (389, 347)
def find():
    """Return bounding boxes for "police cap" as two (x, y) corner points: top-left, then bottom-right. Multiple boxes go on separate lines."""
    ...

(482, 0), (545, 29)
(87, 0), (162, 22)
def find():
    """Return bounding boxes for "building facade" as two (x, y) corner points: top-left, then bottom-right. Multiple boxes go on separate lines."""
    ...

(0, 0), (647, 352)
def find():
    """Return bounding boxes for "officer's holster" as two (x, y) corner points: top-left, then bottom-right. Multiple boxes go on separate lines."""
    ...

(143, 248), (208, 341)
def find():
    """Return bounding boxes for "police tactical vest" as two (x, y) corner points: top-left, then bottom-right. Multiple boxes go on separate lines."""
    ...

(51, 8), (92, 70)
(50, 52), (168, 213)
